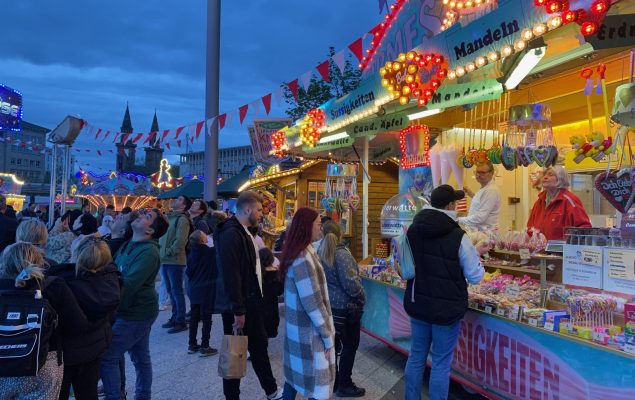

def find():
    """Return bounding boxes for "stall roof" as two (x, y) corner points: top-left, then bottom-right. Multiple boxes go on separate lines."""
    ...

(217, 166), (254, 198)
(157, 179), (204, 200)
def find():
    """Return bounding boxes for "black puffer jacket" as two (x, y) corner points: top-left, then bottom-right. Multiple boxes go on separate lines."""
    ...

(186, 244), (216, 313)
(47, 262), (122, 365)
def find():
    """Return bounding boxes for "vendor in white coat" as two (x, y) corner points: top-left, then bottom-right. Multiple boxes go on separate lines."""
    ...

(458, 161), (501, 232)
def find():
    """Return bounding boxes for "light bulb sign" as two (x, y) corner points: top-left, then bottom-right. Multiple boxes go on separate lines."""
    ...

(0, 84), (23, 132)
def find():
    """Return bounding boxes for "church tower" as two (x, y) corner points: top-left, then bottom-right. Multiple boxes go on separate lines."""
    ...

(115, 103), (136, 172)
(144, 111), (164, 174)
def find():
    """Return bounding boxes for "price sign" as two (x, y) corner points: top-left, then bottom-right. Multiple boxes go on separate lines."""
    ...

(544, 321), (555, 331)
(528, 318), (539, 327)
(505, 284), (520, 298)
(496, 309), (506, 317)
(561, 322), (573, 333)
(485, 306), (493, 314)
(519, 248), (531, 261)
(624, 343), (635, 355)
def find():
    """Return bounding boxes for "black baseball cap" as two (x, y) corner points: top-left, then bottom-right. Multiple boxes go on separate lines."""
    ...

(430, 184), (465, 209)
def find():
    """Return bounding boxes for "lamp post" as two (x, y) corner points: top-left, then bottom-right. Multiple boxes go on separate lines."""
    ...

(204, 0), (221, 201)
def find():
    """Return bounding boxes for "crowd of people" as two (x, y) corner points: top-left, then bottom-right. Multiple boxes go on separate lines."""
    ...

(0, 192), (367, 400)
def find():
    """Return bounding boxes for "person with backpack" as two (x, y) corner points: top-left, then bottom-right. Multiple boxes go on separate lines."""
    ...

(317, 221), (366, 398)
(189, 199), (211, 234)
(158, 196), (192, 333)
(0, 242), (91, 400)
(46, 235), (122, 400)
(185, 230), (218, 356)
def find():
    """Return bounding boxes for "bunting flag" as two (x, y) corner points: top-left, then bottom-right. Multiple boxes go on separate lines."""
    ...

(332, 50), (346, 73)
(239, 104), (249, 124)
(161, 129), (170, 142)
(195, 121), (205, 139)
(166, 142), (171, 150)
(143, 131), (156, 145)
(226, 111), (234, 126)
(250, 99), (260, 117)
(177, 139), (182, 147)
(206, 117), (217, 137)
(287, 79), (299, 100)
(95, 129), (102, 140)
(348, 38), (363, 62)
(97, 150), (102, 156)
(317, 60), (330, 82)
(131, 133), (143, 144)
(103, 131), (111, 141)
(218, 113), (227, 129)
(120, 133), (131, 144)
(368, 22), (383, 39)
(112, 132), (120, 144)
(300, 70), (313, 90)
(190, 136), (194, 144)
(378, 0), (388, 14)
(262, 93), (272, 114)
(174, 126), (185, 140)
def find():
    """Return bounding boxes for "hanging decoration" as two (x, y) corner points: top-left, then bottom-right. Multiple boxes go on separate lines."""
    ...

(399, 124), (431, 170)
(380, 51), (448, 107)
(533, 0), (611, 37)
(300, 109), (326, 147)
(323, 163), (359, 219)
(151, 159), (176, 189)
(361, 0), (408, 70)
(271, 130), (288, 158)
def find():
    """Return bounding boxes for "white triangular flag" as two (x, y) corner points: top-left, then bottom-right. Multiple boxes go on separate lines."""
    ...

(333, 50), (346, 74)
(250, 100), (260, 117)
(274, 87), (284, 106)
(226, 110), (234, 127)
(300, 70), (313, 90)
(206, 117), (216, 136)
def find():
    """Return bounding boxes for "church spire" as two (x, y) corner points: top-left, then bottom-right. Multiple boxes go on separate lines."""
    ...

(149, 110), (160, 147)
(120, 102), (133, 136)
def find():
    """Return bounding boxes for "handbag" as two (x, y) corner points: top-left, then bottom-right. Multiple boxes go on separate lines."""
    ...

(218, 328), (248, 379)
(391, 225), (415, 280)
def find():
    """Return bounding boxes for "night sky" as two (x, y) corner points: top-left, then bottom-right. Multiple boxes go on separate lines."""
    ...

(1, 0), (380, 171)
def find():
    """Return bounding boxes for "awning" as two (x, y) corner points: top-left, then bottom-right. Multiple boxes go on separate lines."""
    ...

(157, 179), (203, 200)
(217, 166), (254, 198)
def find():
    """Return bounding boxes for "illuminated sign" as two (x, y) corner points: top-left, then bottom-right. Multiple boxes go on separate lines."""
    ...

(0, 84), (23, 131)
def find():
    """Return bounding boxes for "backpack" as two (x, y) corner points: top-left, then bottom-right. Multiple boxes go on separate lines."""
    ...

(391, 225), (415, 280)
(0, 278), (60, 377)
(177, 214), (195, 252)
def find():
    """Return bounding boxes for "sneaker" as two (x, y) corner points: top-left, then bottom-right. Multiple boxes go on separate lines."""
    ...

(188, 344), (200, 354)
(161, 318), (175, 329)
(167, 323), (188, 334)
(266, 387), (284, 400)
(336, 384), (366, 398)
(199, 347), (218, 357)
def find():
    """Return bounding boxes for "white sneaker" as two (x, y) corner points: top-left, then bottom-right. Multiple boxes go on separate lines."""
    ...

(266, 387), (283, 400)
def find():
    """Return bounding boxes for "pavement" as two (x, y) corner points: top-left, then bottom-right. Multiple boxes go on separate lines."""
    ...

(112, 302), (486, 400)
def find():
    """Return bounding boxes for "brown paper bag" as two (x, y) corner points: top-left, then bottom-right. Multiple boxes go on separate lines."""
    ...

(217, 330), (248, 379)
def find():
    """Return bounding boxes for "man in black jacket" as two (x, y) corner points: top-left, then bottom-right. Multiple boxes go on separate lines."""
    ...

(214, 191), (282, 400)
(0, 194), (19, 254)
(403, 185), (489, 400)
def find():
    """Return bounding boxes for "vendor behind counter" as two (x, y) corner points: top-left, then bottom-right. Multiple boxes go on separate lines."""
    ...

(527, 166), (591, 241)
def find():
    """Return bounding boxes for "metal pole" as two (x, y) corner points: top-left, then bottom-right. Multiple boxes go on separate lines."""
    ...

(204, 0), (221, 201)
(362, 136), (370, 258)
(47, 145), (57, 228)
(60, 145), (70, 214)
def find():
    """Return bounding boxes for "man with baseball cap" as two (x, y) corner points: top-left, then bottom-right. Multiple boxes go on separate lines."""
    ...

(403, 184), (489, 400)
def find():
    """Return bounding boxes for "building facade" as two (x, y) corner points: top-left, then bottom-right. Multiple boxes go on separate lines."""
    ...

(0, 120), (49, 183)
(179, 145), (254, 180)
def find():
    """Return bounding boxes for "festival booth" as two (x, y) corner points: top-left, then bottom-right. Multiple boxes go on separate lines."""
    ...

(273, 0), (635, 398)
(0, 172), (26, 211)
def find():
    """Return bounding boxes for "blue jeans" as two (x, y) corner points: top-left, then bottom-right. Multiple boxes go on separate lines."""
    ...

(282, 382), (316, 400)
(101, 318), (155, 400)
(404, 318), (461, 400)
(162, 264), (186, 323)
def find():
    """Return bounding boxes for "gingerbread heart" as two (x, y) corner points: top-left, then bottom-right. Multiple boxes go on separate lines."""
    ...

(348, 194), (360, 211)
(595, 170), (635, 213)
(546, 145), (559, 167)
(532, 146), (550, 167)
(516, 146), (531, 167)
(321, 197), (332, 211)
(501, 146), (516, 171)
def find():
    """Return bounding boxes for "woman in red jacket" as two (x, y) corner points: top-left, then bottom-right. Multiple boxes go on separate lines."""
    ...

(527, 166), (591, 240)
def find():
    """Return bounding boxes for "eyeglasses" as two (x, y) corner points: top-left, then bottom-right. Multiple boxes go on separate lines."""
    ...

(475, 170), (493, 175)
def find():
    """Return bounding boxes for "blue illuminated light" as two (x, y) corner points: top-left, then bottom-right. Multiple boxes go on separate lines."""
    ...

(0, 83), (23, 132)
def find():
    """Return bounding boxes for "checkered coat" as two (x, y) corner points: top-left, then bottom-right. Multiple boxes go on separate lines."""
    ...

(283, 245), (336, 400)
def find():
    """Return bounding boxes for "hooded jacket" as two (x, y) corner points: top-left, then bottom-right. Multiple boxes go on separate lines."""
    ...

(159, 210), (191, 265)
(213, 216), (261, 316)
(114, 239), (161, 321)
(404, 208), (467, 325)
(46, 262), (122, 365)
(186, 244), (216, 312)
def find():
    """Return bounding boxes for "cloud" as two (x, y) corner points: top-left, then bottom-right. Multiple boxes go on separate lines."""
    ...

(1, 0), (378, 172)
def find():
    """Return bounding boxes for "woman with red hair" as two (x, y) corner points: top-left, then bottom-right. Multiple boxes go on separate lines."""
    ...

(279, 207), (335, 400)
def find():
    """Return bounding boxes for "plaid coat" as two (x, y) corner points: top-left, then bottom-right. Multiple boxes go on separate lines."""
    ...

(283, 245), (335, 400)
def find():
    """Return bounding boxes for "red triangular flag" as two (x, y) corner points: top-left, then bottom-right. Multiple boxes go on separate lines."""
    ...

(368, 22), (383, 39)
(195, 121), (205, 139)
(76, 149), (81, 153)
(121, 133), (130, 143)
(177, 140), (182, 147)
(108, 150), (114, 153)
(348, 38), (364, 62)
(143, 131), (156, 145)
(262, 93), (272, 115)
(95, 129), (102, 139)
(161, 129), (170, 141)
(218, 114), (227, 129)
(113, 132), (121, 143)
(166, 142), (171, 150)
(239, 104), (249, 124)
(97, 150), (102, 156)
(132, 133), (143, 144)
(174, 126), (185, 139)
(103, 131), (110, 141)
(317, 60), (330, 82)
(287, 79), (299, 100)
(190, 136), (194, 144)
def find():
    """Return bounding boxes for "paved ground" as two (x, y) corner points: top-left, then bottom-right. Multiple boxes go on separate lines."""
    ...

(113, 302), (486, 400)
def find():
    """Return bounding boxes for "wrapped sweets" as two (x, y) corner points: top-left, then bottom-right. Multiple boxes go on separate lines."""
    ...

(566, 295), (617, 332)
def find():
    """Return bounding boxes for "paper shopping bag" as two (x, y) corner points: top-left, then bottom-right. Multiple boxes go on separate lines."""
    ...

(217, 330), (248, 379)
